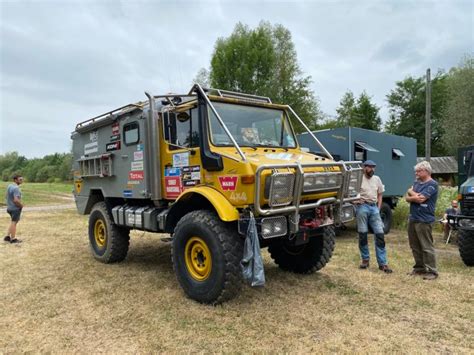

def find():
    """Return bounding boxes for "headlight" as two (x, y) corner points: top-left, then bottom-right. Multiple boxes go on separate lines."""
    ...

(458, 218), (474, 229)
(303, 172), (342, 192)
(346, 170), (362, 198)
(261, 216), (288, 238)
(269, 173), (294, 207)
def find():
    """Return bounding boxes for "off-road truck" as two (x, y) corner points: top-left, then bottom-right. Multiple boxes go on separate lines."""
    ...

(71, 84), (363, 304)
(448, 146), (474, 266)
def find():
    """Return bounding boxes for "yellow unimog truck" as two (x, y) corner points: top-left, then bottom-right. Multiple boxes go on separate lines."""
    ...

(71, 84), (363, 304)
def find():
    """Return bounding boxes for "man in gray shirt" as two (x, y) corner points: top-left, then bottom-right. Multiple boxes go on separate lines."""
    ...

(4, 174), (24, 243)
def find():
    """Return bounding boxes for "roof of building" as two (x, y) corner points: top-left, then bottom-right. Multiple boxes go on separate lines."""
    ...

(416, 156), (458, 174)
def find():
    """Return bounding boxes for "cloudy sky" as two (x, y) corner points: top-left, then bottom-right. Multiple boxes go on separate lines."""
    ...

(1, 0), (472, 157)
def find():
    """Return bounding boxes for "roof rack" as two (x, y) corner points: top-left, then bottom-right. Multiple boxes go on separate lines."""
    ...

(75, 103), (145, 131)
(200, 87), (272, 104)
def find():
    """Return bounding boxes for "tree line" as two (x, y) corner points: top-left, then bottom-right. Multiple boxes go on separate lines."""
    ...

(0, 151), (72, 182)
(195, 21), (473, 156)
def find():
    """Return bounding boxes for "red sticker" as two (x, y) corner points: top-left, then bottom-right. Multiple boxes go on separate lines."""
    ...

(218, 176), (238, 191)
(164, 176), (182, 198)
(112, 122), (120, 135)
(129, 171), (144, 180)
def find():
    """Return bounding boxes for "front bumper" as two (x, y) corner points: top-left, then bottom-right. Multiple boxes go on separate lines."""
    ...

(447, 214), (474, 230)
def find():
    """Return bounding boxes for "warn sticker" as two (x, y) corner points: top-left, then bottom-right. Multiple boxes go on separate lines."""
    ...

(218, 176), (238, 191)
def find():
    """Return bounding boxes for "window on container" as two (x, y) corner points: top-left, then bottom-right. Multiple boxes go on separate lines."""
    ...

(124, 122), (139, 145)
(392, 148), (405, 160)
(354, 141), (379, 161)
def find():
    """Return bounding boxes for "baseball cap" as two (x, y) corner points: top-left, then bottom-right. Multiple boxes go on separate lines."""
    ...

(363, 160), (377, 167)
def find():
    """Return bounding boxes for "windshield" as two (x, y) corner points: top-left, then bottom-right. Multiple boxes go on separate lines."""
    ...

(208, 102), (297, 148)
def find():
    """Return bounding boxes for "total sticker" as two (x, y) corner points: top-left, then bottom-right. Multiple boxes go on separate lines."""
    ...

(129, 171), (144, 180)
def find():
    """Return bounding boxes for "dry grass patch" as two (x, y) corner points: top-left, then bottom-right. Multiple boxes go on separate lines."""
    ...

(1, 210), (473, 353)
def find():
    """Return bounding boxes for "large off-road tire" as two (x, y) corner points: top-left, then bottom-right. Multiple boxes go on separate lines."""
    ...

(268, 225), (336, 274)
(88, 202), (130, 263)
(458, 230), (474, 266)
(172, 210), (244, 304)
(380, 202), (392, 234)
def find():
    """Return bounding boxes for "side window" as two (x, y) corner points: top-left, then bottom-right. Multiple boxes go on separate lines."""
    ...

(354, 143), (367, 161)
(167, 108), (199, 150)
(124, 122), (139, 145)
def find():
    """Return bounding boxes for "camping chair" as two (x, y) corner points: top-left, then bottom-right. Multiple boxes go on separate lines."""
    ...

(445, 216), (459, 245)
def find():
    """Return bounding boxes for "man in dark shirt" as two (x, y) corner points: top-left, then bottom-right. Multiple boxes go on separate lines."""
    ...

(405, 161), (438, 280)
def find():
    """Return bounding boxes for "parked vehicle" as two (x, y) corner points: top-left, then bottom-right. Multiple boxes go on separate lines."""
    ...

(298, 127), (417, 233)
(448, 145), (474, 266)
(71, 85), (363, 304)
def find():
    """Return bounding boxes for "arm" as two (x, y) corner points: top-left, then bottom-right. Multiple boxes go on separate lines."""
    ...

(13, 193), (23, 209)
(405, 193), (428, 204)
(377, 192), (383, 209)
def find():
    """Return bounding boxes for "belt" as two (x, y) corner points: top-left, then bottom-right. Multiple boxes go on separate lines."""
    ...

(363, 202), (377, 206)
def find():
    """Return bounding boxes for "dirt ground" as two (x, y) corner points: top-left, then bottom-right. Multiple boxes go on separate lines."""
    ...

(1, 209), (473, 353)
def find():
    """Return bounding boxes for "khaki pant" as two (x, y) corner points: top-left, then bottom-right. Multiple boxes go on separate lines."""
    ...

(408, 221), (438, 274)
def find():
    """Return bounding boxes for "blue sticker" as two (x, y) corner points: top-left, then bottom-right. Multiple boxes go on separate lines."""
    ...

(165, 167), (181, 176)
(123, 190), (133, 198)
(137, 144), (144, 151)
(468, 186), (474, 193)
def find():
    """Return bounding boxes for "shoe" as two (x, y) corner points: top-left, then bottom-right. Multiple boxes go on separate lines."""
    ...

(423, 273), (438, 280)
(4, 236), (11, 242)
(359, 260), (370, 269)
(378, 265), (393, 273)
(9, 238), (22, 244)
(407, 270), (426, 276)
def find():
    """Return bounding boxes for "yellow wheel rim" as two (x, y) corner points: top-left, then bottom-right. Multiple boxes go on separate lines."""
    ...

(94, 219), (107, 248)
(184, 236), (212, 281)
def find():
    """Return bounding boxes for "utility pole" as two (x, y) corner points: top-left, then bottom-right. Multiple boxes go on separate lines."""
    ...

(425, 68), (431, 162)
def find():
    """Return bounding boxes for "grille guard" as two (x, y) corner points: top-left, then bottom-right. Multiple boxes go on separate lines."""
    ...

(253, 161), (362, 228)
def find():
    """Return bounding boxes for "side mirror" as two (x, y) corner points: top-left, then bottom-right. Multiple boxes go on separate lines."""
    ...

(177, 112), (190, 122)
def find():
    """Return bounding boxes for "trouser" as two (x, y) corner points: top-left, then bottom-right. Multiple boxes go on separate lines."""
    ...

(356, 204), (387, 266)
(408, 220), (438, 274)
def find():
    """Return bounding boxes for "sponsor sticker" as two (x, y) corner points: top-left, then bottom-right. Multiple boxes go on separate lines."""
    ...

(131, 161), (144, 171)
(137, 144), (144, 151)
(90, 131), (98, 142)
(218, 176), (238, 191)
(266, 153), (293, 161)
(183, 180), (198, 187)
(129, 171), (144, 180)
(112, 122), (120, 135)
(165, 167), (181, 177)
(173, 152), (189, 167)
(106, 141), (121, 152)
(84, 141), (98, 155)
(123, 190), (133, 198)
(127, 180), (140, 185)
(164, 176), (182, 198)
(110, 134), (120, 142)
(134, 151), (143, 161)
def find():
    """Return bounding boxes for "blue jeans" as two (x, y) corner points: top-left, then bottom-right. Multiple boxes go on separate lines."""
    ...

(356, 204), (387, 266)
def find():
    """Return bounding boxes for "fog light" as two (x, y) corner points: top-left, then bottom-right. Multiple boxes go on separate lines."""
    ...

(458, 218), (474, 229)
(261, 216), (287, 239)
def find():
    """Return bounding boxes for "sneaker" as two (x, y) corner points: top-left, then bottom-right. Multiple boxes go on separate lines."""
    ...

(3, 236), (10, 242)
(423, 273), (438, 280)
(9, 238), (22, 244)
(359, 260), (370, 269)
(378, 265), (393, 273)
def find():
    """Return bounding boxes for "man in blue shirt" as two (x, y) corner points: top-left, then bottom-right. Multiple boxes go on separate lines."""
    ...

(405, 161), (438, 280)
(4, 174), (24, 244)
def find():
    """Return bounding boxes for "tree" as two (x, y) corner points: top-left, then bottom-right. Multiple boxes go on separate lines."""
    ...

(442, 55), (474, 154)
(208, 22), (321, 131)
(192, 68), (210, 88)
(385, 72), (448, 156)
(335, 91), (381, 130)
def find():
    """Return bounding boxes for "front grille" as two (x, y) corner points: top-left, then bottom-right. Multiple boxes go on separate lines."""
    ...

(462, 194), (474, 215)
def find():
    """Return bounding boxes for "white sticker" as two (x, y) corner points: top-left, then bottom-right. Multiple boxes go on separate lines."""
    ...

(191, 172), (201, 180)
(84, 141), (98, 155)
(173, 152), (190, 168)
(90, 131), (98, 142)
(131, 161), (144, 171)
(134, 151), (143, 161)
(127, 180), (140, 185)
(266, 153), (294, 161)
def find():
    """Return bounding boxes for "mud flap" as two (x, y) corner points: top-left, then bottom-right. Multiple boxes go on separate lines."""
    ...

(241, 211), (265, 287)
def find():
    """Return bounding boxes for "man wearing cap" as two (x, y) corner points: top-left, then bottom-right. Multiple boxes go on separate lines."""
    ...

(355, 160), (392, 273)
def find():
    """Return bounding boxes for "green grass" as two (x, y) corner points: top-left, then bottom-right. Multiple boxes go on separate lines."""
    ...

(0, 181), (73, 207)
(392, 186), (458, 230)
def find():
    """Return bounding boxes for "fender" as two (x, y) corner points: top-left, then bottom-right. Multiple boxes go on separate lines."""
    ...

(176, 186), (239, 222)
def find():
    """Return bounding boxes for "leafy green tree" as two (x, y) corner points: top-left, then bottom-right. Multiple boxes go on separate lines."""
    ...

(208, 22), (321, 131)
(335, 91), (381, 130)
(0, 152), (27, 181)
(385, 72), (448, 156)
(442, 55), (474, 154)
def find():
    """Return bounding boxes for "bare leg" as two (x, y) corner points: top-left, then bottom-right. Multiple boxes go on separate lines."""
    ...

(8, 221), (17, 239)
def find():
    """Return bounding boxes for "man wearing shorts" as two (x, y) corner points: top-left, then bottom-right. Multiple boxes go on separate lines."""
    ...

(4, 174), (24, 244)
